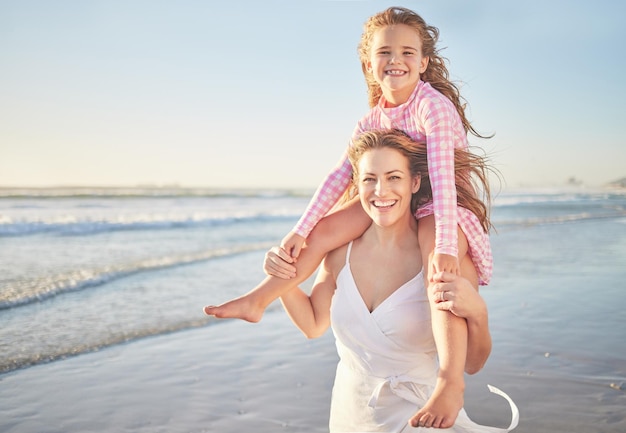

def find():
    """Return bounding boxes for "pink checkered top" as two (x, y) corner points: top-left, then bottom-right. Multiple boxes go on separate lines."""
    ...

(292, 81), (492, 284)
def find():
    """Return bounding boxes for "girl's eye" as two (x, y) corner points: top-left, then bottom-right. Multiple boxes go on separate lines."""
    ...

(389, 176), (400, 181)
(362, 177), (375, 183)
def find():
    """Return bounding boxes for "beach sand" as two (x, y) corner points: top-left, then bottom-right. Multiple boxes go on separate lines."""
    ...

(1, 310), (624, 433)
(0, 312), (335, 433)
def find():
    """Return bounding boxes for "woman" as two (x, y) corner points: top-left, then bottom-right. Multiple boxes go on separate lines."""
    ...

(275, 129), (518, 432)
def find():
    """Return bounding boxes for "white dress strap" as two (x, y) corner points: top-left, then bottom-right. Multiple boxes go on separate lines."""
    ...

(344, 241), (353, 266)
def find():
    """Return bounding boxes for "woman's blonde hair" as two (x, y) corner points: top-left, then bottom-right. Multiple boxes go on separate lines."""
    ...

(358, 7), (487, 139)
(347, 129), (493, 232)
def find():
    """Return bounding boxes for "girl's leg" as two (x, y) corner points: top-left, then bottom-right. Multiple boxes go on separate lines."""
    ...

(410, 215), (470, 429)
(203, 198), (370, 322)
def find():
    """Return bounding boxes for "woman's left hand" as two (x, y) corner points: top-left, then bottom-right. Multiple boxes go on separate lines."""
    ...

(430, 271), (486, 320)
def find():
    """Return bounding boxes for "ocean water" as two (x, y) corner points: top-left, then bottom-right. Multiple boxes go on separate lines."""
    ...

(0, 187), (309, 373)
(1, 186), (625, 387)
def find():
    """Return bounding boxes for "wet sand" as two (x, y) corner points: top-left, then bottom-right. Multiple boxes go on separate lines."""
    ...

(0, 311), (624, 432)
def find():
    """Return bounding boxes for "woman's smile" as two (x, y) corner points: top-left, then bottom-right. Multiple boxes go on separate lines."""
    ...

(372, 199), (397, 210)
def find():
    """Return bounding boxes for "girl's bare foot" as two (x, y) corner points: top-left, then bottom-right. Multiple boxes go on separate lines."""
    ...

(203, 294), (265, 323)
(408, 377), (464, 429)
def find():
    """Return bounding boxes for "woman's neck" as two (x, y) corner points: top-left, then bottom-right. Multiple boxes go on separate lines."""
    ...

(363, 214), (418, 250)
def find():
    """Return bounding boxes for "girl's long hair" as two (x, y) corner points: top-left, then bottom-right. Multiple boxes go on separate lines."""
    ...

(358, 7), (488, 139)
(347, 129), (493, 232)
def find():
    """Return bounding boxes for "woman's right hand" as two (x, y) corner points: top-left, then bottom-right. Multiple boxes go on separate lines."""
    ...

(264, 246), (297, 279)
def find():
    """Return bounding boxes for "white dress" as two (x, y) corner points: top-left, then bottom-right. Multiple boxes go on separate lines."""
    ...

(328, 242), (519, 433)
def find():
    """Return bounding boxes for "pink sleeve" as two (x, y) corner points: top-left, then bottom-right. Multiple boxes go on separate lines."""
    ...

(292, 120), (368, 238)
(416, 202), (493, 285)
(292, 151), (353, 238)
(421, 99), (459, 257)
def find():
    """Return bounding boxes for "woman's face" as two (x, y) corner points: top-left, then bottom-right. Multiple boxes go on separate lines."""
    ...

(356, 147), (420, 228)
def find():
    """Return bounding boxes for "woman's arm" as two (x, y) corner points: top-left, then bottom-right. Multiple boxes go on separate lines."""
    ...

(430, 270), (492, 374)
(464, 297), (491, 374)
(279, 254), (338, 339)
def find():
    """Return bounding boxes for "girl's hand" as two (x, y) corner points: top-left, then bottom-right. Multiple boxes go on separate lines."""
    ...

(264, 246), (297, 279)
(280, 231), (306, 260)
(430, 271), (486, 320)
(430, 253), (460, 280)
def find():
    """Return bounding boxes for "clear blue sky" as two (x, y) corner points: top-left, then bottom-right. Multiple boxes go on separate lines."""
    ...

(1, 0), (624, 190)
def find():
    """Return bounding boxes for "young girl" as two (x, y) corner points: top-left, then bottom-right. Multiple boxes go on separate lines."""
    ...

(205, 6), (493, 428)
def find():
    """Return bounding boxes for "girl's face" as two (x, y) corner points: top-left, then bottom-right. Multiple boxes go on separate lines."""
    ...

(366, 24), (429, 107)
(356, 147), (420, 228)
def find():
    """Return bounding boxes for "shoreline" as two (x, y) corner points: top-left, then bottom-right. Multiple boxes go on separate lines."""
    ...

(1, 310), (624, 432)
